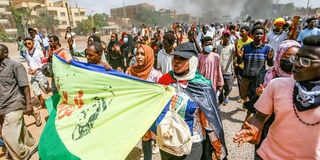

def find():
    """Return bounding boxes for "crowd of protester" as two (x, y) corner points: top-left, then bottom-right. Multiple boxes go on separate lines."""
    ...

(0, 15), (319, 160)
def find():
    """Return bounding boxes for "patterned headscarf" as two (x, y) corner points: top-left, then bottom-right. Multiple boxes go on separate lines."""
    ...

(263, 40), (301, 86)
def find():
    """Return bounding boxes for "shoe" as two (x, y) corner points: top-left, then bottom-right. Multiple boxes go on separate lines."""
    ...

(151, 141), (159, 154)
(33, 111), (42, 127)
(237, 98), (244, 103)
(222, 98), (229, 106)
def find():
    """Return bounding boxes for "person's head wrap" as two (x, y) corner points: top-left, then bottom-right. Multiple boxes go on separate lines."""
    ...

(263, 40), (301, 86)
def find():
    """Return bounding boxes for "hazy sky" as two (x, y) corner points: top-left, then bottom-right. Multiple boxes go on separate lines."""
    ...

(63, 0), (320, 16)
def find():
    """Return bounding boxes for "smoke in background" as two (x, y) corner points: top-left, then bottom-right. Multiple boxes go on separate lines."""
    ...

(171, 0), (273, 22)
(241, 0), (273, 19)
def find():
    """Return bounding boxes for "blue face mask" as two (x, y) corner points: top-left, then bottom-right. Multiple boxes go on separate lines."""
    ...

(204, 45), (213, 53)
(123, 37), (128, 43)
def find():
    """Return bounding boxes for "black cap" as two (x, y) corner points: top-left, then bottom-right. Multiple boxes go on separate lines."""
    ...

(172, 42), (198, 59)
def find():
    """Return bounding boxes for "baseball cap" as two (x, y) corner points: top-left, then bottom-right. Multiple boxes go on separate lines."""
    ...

(172, 42), (198, 59)
(222, 30), (231, 36)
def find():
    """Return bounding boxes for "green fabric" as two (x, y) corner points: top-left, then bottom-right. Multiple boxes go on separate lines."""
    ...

(169, 71), (212, 86)
(38, 93), (80, 160)
(38, 55), (174, 160)
(70, 48), (85, 57)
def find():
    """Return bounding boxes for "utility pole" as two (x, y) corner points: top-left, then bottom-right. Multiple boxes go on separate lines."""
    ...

(306, 0), (310, 16)
(91, 10), (95, 27)
(123, 0), (127, 27)
(276, 0), (279, 16)
(123, 0), (126, 18)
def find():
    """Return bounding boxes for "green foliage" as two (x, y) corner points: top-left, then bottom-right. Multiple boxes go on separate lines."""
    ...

(74, 20), (93, 35)
(92, 13), (108, 28)
(133, 8), (174, 27)
(10, 6), (32, 35)
(34, 10), (59, 34)
(0, 26), (10, 42)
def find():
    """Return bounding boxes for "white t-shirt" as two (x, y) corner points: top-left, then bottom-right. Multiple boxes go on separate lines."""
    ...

(66, 32), (76, 48)
(34, 34), (43, 50)
(217, 43), (235, 75)
(267, 31), (288, 57)
(157, 49), (173, 74)
(25, 48), (44, 76)
(42, 37), (49, 47)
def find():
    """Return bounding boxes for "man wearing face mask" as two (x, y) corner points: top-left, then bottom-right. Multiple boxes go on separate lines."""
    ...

(198, 36), (224, 94)
(217, 30), (235, 105)
(267, 17), (288, 60)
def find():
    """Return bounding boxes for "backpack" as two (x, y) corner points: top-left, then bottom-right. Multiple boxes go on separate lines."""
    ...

(156, 95), (192, 156)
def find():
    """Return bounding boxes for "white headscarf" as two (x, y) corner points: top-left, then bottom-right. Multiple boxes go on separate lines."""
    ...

(173, 56), (198, 81)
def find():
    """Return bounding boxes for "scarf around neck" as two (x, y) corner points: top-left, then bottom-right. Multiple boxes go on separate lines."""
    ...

(293, 80), (320, 112)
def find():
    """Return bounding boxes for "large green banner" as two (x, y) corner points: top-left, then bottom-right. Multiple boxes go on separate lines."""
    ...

(39, 55), (174, 160)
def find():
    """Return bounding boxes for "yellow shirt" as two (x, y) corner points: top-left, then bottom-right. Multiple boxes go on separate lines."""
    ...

(235, 37), (253, 69)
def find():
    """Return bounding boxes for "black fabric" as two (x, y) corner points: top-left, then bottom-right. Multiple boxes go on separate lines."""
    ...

(293, 82), (320, 112)
(280, 59), (294, 73)
(107, 40), (118, 54)
(185, 81), (228, 159)
(219, 74), (233, 103)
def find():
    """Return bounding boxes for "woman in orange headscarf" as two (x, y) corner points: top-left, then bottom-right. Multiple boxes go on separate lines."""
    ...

(127, 44), (162, 82)
(126, 44), (162, 160)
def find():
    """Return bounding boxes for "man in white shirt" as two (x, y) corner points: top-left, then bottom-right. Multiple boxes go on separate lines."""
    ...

(28, 28), (43, 50)
(157, 32), (176, 74)
(24, 37), (50, 109)
(42, 35), (50, 57)
(217, 30), (235, 105)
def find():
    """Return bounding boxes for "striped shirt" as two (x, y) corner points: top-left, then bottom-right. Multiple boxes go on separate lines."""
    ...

(243, 42), (273, 77)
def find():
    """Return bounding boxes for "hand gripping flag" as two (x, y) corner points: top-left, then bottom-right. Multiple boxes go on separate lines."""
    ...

(38, 55), (174, 160)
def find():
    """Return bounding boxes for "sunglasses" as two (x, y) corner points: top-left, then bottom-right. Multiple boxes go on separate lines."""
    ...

(24, 42), (33, 46)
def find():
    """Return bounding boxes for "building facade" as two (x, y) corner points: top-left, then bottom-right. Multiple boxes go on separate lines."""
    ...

(159, 9), (176, 19)
(11, 0), (87, 35)
(111, 3), (155, 19)
(0, 0), (17, 36)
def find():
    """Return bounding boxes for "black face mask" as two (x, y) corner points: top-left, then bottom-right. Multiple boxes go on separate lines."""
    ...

(280, 58), (294, 73)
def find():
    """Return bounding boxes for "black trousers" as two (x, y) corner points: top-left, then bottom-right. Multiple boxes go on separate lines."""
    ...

(234, 67), (243, 96)
(219, 74), (233, 103)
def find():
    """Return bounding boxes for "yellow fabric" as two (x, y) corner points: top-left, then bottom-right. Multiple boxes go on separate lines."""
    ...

(236, 38), (253, 69)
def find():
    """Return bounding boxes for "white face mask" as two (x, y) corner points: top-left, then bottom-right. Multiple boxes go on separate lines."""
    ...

(204, 45), (213, 53)
(123, 37), (128, 43)
(133, 48), (137, 55)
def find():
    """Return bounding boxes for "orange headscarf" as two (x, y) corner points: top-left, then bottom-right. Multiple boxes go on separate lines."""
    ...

(127, 44), (154, 80)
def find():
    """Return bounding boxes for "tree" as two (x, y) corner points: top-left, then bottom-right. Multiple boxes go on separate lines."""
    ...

(10, 5), (38, 37)
(133, 8), (173, 27)
(34, 10), (59, 34)
(92, 13), (108, 28)
(0, 26), (9, 42)
(75, 20), (93, 35)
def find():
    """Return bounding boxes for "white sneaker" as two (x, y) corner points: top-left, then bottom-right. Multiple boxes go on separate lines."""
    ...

(152, 141), (159, 154)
